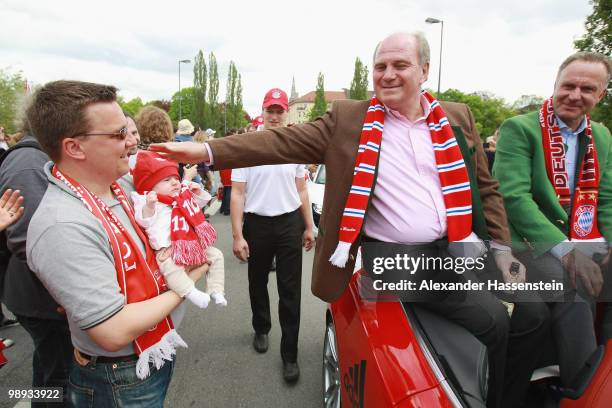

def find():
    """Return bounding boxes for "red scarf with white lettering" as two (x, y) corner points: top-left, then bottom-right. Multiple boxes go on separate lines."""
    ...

(157, 185), (217, 265)
(330, 92), (473, 267)
(52, 166), (186, 379)
(540, 97), (602, 240)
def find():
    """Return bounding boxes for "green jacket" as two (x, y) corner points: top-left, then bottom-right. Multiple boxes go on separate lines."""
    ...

(493, 111), (612, 255)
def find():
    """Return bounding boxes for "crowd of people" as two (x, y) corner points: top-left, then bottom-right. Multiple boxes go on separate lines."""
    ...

(0, 30), (610, 408)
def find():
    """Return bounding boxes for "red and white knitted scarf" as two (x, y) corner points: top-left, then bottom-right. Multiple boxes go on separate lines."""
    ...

(330, 92), (473, 267)
(539, 97), (602, 240)
(52, 166), (186, 379)
(157, 184), (217, 265)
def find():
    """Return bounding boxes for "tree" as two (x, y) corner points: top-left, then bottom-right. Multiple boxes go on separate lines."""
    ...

(118, 96), (144, 117)
(168, 87), (195, 125)
(234, 74), (248, 129)
(207, 52), (220, 134)
(574, 0), (611, 55)
(349, 57), (369, 100)
(0, 68), (26, 133)
(439, 89), (515, 139)
(192, 50), (207, 129)
(308, 72), (327, 121)
(511, 95), (545, 115)
(225, 61), (237, 130)
(574, 0), (611, 128)
(225, 61), (248, 130)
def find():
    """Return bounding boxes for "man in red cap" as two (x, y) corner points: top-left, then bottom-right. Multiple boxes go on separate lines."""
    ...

(230, 88), (314, 383)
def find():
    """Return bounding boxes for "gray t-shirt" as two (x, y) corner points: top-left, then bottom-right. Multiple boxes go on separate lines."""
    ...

(27, 164), (184, 357)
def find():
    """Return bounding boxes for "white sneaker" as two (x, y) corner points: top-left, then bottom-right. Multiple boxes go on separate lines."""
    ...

(210, 292), (228, 307)
(186, 289), (210, 309)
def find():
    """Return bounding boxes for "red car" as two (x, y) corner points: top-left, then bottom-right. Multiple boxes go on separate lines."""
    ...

(323, 268), (612, 407)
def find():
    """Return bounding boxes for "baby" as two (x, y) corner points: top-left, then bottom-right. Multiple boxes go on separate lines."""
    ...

(132, 151), (227, 308)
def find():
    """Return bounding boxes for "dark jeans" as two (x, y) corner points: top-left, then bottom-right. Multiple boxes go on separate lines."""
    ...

(15, 315), (73, 408)
(243, 209), (304, 363)
(67, 356), (174, 408)
(220, 186), (232, 214)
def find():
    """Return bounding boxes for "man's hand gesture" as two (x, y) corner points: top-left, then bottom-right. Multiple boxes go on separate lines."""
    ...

(149, 142), (208, 164)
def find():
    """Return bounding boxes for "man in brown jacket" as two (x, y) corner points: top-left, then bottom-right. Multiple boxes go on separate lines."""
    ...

(152, 32), (549, 407)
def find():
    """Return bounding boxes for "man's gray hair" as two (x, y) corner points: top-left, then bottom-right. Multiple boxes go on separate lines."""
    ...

(558, 51), (612, 85)
(373, 32), (431, 66)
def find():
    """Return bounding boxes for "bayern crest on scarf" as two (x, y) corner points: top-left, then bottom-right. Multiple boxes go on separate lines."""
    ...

(330, 91), (473, 268)
(539, 97), (602, 240)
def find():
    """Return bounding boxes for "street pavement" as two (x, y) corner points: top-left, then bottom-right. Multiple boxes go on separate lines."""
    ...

(0, 203), (328, 408)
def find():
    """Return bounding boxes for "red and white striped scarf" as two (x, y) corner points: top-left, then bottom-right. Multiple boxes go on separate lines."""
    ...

(539, 97), (602, 240)
(330, 92), (473, 267)
(52, 166), (186, 379)
(157, 184), (217, 266)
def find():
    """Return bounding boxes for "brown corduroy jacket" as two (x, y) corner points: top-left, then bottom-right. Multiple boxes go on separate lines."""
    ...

(208, 99), (510, 302)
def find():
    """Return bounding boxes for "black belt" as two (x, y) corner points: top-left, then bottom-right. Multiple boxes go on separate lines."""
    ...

(79, 351), (138, 364)
(244, 209), (299, 219)
(361, 235), (448, 250)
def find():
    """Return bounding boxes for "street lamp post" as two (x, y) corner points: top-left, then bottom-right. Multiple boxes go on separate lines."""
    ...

(178, 59), (191, 120)
(425, 17), (444, 97)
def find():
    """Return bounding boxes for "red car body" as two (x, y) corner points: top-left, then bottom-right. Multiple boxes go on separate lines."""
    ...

(328, 270), (456, 407)
(327, 269), (612, 408)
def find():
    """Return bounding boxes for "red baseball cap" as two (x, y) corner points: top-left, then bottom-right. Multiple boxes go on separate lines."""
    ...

(262, 88), (288, 111)
(251, 115), (264, 127)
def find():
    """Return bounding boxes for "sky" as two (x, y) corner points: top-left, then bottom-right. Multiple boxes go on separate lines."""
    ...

(0, 0), (593, 119)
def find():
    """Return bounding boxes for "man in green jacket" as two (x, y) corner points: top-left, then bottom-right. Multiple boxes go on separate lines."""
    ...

(494, 51), (611, 388)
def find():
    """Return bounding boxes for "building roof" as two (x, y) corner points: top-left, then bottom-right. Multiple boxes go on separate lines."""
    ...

(289, 90), (348, 105)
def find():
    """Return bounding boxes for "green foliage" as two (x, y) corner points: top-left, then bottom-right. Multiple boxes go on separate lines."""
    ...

(349, 57), (369, 100)
(438, 89), (516, 139)
(589, 97), (612, 129)
(574, 0), (611, 129)
(308, 72), (327, 121)
(192, 50), (207, 129)
(225, 61), (247, 130)
(574, 0), (611, 56)
(207, 52), (220, 133)
(511, 95), (546, 115)
(0, 68), (26, 133)
(118, 96), (145, 117)
(234, 74), (248, 129)
(225, 61), (237, 127)
(168, 87), (195, 125)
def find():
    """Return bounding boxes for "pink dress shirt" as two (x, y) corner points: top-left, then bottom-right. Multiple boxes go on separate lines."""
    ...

(206, 99), (490, 248)
(363, 97), (452, 244)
